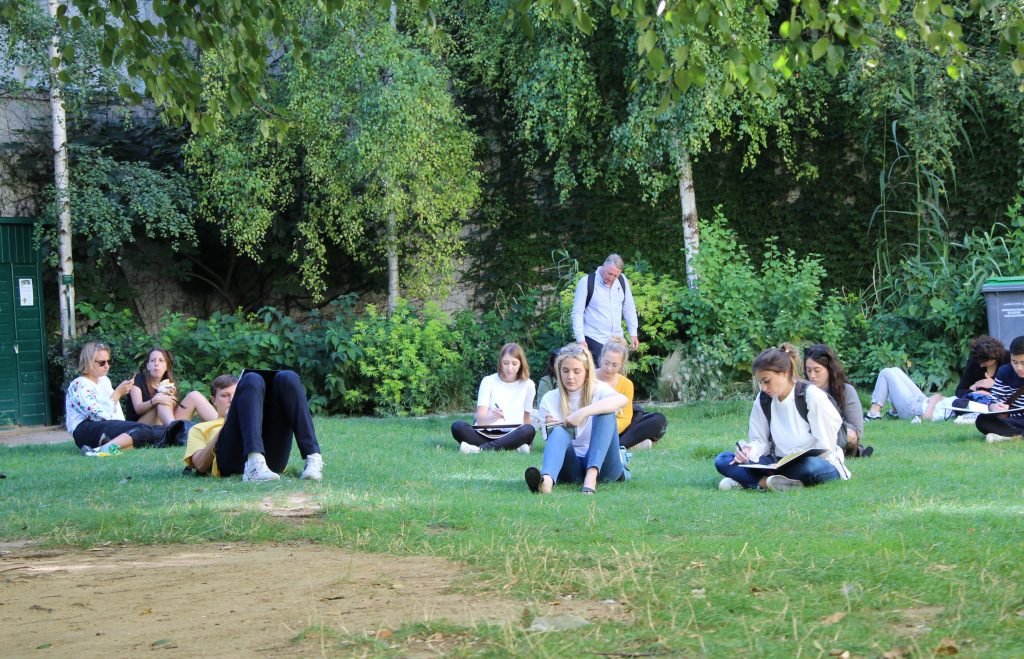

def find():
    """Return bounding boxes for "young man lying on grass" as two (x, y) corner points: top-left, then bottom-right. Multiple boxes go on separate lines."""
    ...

(183, 371), (324, 482)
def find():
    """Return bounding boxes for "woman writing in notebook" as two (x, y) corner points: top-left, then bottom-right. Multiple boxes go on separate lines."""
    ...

(450, 343), (537, 453)
(525, 343), (628, 494)
(715, 344), (850, 492)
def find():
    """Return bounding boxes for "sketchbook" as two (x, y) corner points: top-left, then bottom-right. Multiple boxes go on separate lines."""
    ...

(472, 423), (522, 439)
(738, 447), (828, 471)
(948, 405), (1024, 415)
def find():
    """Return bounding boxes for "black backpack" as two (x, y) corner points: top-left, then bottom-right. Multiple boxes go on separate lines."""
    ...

(758, 381), (846, 455)
(584, 271), (628, 309)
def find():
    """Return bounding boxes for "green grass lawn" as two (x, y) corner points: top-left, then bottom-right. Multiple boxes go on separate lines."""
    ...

(3, 402), (1024, 656)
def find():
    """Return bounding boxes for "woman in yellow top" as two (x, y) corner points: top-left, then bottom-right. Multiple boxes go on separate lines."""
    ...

(595, 337), (667, 450)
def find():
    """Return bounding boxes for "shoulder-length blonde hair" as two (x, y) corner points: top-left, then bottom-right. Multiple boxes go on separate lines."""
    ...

(497, 343), (530, 381)
(601, 336), (630, 376)
(78, 341), (110, 375)
(555, 344), (597, 419)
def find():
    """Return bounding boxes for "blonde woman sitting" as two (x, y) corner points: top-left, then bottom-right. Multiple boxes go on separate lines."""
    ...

(525, 344), (628, 494)
(595, 337), (667, 450)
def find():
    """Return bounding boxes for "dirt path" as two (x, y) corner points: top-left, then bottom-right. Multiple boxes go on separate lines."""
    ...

(0, 541), (628, 657)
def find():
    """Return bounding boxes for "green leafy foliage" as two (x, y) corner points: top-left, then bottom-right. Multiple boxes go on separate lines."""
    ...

(186, 4), (480, 301)
(680, 210), (836, 377)
(348, 301), (461, 416)
(37, 145), (196, 265)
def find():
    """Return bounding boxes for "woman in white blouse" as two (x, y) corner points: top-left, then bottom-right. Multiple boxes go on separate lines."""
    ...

(65, 342), (171, 454)
(715, 344), (850, 492)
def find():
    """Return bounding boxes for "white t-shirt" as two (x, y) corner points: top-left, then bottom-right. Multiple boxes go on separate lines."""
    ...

(476, 374), (536, 425)
(65, 375), (125, 433)
(921, 396), (957, 421)
(537, 380), (617, 457)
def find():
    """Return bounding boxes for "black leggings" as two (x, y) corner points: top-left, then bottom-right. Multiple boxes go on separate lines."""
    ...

(214, 371), (320, 476)
(976, 413), (1024, 438)
(451, 421), (536, 450)
(72, 419), (163, 449)
(618, 411), (668, 448)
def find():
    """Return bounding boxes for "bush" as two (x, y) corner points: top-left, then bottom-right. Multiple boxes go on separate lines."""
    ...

(347, 301), (461, 416)
(680, 210), (834, 378)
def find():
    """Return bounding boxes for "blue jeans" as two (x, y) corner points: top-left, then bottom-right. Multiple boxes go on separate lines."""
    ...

(542, 413), (623, 484)
(715, 452), (840, 489)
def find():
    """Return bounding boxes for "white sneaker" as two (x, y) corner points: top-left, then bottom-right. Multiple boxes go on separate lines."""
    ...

(954, 413), (979, 424)
(985, 433), (1019, 443)
(459, 442), (481, 454)
(633, 439), (654, 451)
(516, 444), (531, 454)
(911, 416), (922, 424)
(718, 477), (742, 491)
(766, 475), (804, 492)
(301, 453), (324, 480)
(242, 454), (280, 482)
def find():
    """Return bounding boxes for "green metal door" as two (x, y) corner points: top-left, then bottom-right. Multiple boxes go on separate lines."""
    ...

(0, 218), (51, 427)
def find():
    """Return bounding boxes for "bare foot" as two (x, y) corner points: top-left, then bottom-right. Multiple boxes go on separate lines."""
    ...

(540, 475), (553, 494)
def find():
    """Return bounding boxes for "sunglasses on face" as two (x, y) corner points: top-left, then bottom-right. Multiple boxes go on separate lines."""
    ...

(559, 345), (587, 357)
(94, 359), (111, 367)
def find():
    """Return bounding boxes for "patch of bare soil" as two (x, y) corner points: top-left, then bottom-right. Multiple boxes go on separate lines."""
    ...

(0, 542), (629, 657)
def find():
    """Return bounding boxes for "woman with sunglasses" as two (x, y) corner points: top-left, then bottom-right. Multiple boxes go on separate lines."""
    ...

(65, 342), (175, 454)
(803, 344), (872, 458)
(451, 343), (537, 453)
(596, 337), (667, 450)
(525, 344), (628, 494)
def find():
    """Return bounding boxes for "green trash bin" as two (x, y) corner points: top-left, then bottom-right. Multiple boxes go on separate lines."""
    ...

(982, 276), (1024, 348)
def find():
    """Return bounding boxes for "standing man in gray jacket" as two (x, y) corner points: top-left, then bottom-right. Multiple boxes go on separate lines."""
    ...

(571, 254), (639, 364)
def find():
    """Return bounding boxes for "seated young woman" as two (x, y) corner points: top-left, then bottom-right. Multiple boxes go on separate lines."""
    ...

(954, 335), (1008, 402)
(975, 335), (1024, 442)
(803, 343), (872, 457)
(65, 341), (179, 454)
(183, 370), (323, 481)
(451, 343), (537, 453)
(596, 337), (667, 450)
(126, 347), (219, 425)
(525, 344), (628, 495)
(715, 344), (851, 492)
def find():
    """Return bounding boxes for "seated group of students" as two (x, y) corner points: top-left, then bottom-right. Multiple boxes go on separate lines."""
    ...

(65, 332), (1024, 492)
(65, 342), (323, 482)
(449, 339), (669, 494)
(716, 333), (1024, 493)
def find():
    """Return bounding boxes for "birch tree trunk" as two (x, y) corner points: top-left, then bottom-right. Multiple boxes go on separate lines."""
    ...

(386, 1), (399, 314)
(678, 152), (700, 290)
(48, 0), (75, 347)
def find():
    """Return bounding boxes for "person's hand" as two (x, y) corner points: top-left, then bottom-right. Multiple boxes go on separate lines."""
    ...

(730, 447), (750, 464)
(486, 407), (504, 422)
(578, 340), (588, 352)
(971, 377), (995, 391)
(847, 428), (858, 443)
(629, 335), (639, 350)
(115, 379), (133, 398)
(544, 414), (558, 427)
(152, 392), (176, 406)
(990, 402), (1009, 412)
(565, 409), (587, 427)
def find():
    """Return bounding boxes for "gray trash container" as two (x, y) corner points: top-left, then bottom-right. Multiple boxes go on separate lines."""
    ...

(982, 276), (1024, 348)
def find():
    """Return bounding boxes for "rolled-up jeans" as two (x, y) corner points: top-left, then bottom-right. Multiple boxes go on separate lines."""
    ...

(541, 413), (623, 484)
(871, 367), (926, 420)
